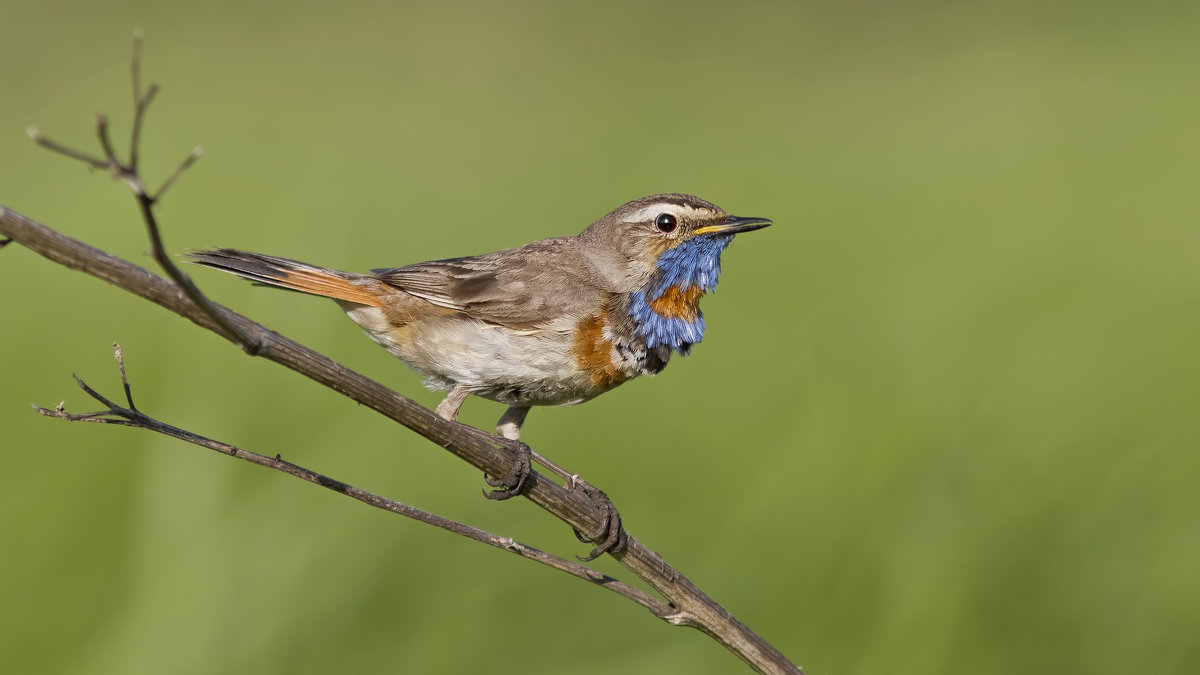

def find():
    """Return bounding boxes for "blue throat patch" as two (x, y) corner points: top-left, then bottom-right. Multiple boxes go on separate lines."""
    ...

(629, 234), (733, 353)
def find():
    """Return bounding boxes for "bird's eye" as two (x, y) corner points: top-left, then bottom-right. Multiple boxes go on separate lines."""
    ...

(655, 213), (678, 233)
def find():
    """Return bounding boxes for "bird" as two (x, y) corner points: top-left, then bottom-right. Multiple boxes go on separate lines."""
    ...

(188, 193), (770, 442)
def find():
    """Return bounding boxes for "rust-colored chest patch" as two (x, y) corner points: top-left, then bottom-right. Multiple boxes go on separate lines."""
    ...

(647, 285), (705, 321)
(572, 310), (629, 389)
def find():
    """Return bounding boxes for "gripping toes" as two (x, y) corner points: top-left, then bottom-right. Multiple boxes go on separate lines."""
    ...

(483, 439), (532, 500)
(573, 487), (628, 561)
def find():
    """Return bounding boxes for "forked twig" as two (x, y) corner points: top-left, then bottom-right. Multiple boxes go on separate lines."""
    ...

(35, 344), (674, 619)
(26, 33), (244, 351)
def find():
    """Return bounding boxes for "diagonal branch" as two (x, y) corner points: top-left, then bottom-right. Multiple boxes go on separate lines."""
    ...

(34, 344), (673, 618)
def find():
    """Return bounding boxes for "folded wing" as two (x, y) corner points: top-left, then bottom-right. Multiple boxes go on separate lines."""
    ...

(372, 236), (602, 331)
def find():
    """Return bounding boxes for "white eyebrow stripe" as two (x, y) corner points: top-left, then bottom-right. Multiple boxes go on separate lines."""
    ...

(621, 204), (710, 224)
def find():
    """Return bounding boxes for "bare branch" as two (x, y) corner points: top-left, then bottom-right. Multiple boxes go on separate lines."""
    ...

(35, 345), (674, 618)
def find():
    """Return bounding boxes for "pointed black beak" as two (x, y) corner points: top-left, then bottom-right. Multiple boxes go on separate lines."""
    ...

(694, 215), (773, 236)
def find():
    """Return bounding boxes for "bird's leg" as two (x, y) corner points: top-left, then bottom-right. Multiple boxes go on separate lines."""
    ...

(479, 404), (531, 500)
(496, 405), (529, 440)
(434, 384), (472, 421)
(495, 405), (582, 487)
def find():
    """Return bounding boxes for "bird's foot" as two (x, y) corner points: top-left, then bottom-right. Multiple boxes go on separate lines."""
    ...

(572, 485), (628, 561)
(482, 438), (532, 501)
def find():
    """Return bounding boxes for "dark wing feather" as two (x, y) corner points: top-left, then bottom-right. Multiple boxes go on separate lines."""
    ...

(372, 236), (600, 330)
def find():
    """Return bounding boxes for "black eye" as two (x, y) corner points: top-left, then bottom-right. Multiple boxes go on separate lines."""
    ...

(655, 213), (678, 233)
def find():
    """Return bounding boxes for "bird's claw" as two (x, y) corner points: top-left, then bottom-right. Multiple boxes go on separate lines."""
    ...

(572, 486), (628, 561)
(483, 438), (532, 500)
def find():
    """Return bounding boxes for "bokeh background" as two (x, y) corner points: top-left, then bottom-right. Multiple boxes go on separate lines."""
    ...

(2, 1), (1198, 673)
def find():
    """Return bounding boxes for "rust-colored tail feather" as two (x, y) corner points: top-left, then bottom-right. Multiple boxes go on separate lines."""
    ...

(187, 248), (383, 307)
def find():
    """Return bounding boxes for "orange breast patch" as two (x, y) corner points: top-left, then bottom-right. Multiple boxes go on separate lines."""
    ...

(573, 310), (628, 389)
(647, 285), (705, 321)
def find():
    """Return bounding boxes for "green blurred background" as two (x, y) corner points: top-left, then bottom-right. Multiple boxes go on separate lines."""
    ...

(2, 1), (1198, 673)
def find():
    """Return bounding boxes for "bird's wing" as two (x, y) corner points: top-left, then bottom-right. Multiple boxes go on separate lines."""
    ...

(372, 237), (601, 331)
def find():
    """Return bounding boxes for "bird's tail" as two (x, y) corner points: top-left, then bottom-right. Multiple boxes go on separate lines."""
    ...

(187, 248), (385, 307)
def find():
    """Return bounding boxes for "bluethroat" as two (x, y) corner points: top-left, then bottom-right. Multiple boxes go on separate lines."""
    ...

(189, 194), (770, 441)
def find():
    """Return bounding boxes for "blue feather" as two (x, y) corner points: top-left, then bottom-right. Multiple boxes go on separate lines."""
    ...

(628, 235), (733, 352)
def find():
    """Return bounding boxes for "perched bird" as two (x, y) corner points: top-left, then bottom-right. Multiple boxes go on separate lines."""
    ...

(189, 193), (770, 441)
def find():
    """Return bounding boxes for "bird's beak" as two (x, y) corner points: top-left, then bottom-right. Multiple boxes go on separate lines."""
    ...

(693, 215), (773, 236)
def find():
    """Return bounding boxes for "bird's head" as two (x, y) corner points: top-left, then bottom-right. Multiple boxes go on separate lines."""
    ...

(580, 193), (771, 353)
(580, 194), (771, 289)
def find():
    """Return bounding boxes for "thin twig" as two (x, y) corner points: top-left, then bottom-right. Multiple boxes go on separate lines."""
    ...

(132, 29), (143, 103)
(95, 114), (122, 170)
(35, 345), (673, 618)
(129, 84), (159, 170)
(129, 29), (155, 171)
(113, 342), (136, 410)
(27, 127), (109, 170)
(153, 147), (202, 203)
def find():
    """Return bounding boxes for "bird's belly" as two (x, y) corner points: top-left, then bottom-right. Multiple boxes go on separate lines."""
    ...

(343, 306), (613, 406)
